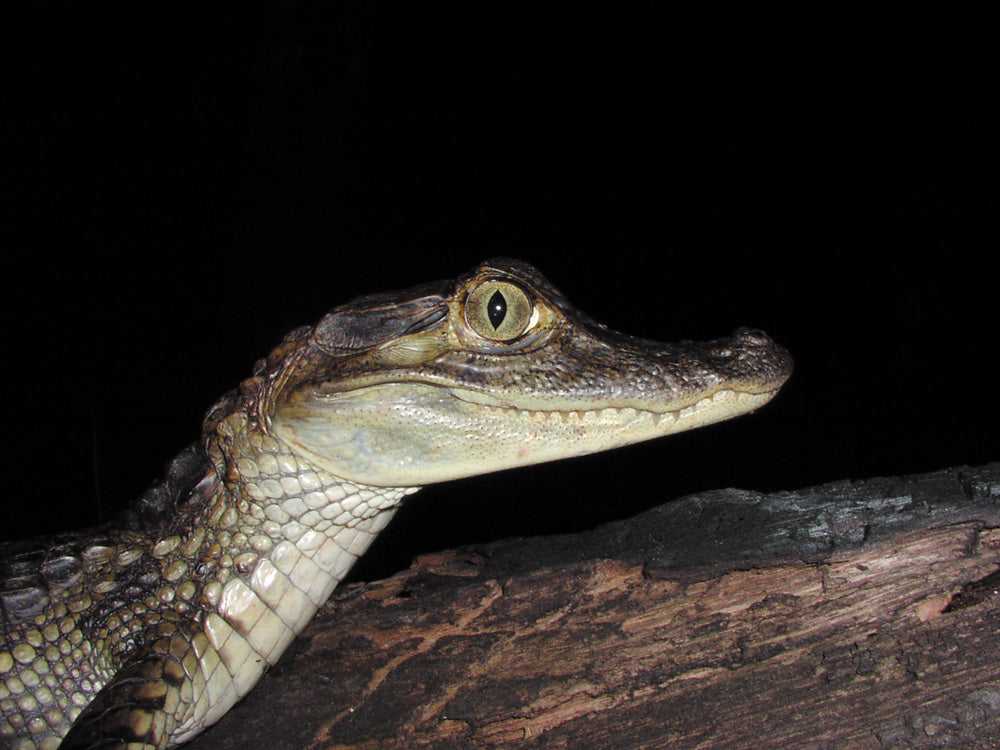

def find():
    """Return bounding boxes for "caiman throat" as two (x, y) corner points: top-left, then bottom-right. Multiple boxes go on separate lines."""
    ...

(1, 258), (791, 749)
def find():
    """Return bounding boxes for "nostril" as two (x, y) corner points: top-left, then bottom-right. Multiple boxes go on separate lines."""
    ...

(734, 327), (772, 346)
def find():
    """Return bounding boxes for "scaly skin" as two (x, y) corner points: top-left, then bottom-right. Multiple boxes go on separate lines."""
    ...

(0, 258), (791, 749)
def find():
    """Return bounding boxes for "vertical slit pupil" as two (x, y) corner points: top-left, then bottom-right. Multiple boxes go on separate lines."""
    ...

(487, 290), (507, 329)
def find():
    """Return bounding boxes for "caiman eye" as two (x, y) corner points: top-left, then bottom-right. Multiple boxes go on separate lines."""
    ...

(465, 280), (533, 342)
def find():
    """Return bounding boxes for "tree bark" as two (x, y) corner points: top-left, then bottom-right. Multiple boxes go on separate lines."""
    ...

(189, 464), (1000, 749)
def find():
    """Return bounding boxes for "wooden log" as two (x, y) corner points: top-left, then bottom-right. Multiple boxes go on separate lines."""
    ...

(189, 464), (1000, 749)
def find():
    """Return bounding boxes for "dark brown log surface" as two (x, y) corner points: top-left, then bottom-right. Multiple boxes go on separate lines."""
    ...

(189, 464), (1000, 749)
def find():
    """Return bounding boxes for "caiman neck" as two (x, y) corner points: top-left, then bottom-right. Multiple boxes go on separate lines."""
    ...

(201, 407), (420, 595)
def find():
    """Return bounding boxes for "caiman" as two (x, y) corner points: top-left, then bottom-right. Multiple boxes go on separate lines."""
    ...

(0, 258), (791, 749)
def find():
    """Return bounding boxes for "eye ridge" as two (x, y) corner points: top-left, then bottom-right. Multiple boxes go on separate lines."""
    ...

(487, 290), (507, 329)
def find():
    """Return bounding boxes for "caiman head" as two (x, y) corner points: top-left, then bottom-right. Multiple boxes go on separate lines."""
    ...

(248, 258), (792, 487)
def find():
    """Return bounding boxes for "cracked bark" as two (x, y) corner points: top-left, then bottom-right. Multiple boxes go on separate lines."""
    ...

(188, 464), (1000, 749)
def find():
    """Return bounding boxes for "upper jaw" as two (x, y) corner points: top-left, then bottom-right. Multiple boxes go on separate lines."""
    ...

(398, 323), (794, 416)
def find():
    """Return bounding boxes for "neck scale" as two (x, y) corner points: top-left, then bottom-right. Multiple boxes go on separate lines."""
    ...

(171, 411), (419, 740)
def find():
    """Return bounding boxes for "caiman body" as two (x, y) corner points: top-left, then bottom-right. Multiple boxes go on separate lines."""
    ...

(0, 259), (791, 749)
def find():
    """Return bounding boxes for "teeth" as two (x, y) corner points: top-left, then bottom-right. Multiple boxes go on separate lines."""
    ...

(651, 411), (677, 426)
(474, 388), (741, 425)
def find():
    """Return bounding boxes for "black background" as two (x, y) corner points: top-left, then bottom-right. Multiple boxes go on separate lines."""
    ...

(6, 6), (994, 581)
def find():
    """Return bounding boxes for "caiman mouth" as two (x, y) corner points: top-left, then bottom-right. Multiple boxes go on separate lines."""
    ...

(448, 381), (783, 422)
(272, 377), (786, 488)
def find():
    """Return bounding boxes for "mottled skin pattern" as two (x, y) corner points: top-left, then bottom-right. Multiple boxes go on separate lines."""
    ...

(0, 259), (791, 749)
